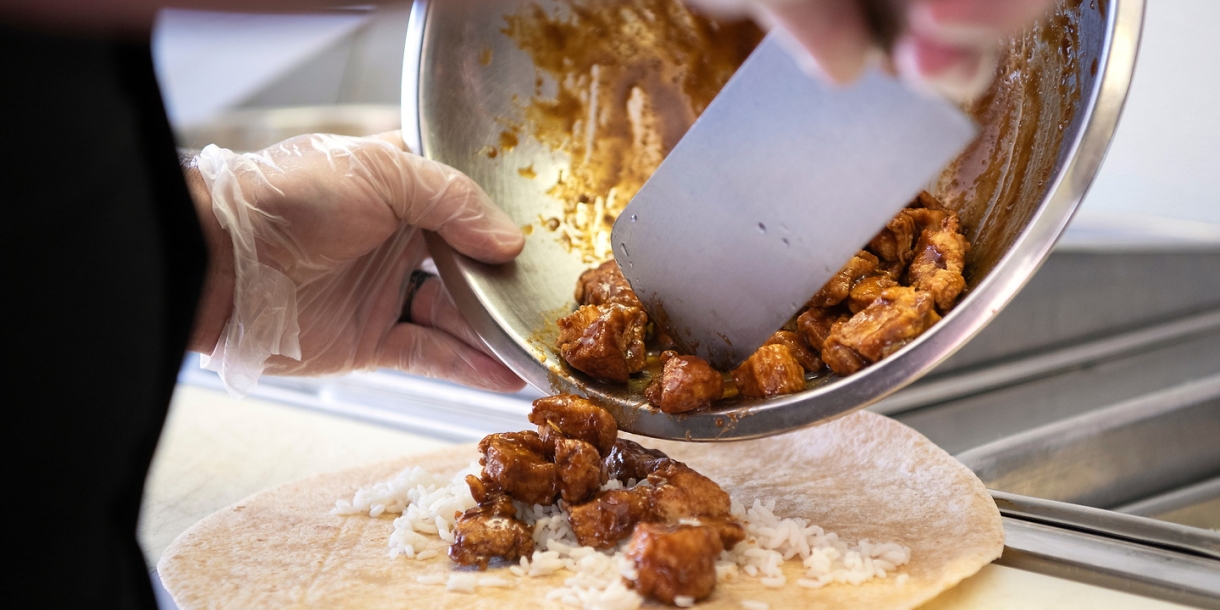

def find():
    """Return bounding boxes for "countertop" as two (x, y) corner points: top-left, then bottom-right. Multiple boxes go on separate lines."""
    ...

(140, 384), (1192, 609)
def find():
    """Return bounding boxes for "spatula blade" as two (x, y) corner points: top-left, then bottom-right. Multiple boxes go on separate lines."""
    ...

(611, 33), (976, 371)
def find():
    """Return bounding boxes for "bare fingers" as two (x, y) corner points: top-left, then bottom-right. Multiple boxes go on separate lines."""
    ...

(760, 0), (875, 83)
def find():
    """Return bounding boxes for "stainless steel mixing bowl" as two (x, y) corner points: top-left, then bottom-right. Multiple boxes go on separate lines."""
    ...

(401, 0), (1143, 440)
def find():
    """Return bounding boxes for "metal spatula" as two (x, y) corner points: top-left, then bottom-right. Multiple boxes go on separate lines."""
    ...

(611, 32), (977, 371)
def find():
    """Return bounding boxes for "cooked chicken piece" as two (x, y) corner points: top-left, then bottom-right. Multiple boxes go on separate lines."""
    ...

(556, 303), (648, 383)
(868, 191), (951, 265)
(554, 437), (603, 504)
(731, 343), (806, 399)
(822, 286), (941, 375)
(847, 274), (899, 314)
(808, 251), (879, 308)
(626, 522), (722, 605)
(478, 431), (558, 506)
(820, 337), (870, 376)
(644, 352), (724, 414)
(568, 488), (653, 549)
(686, 514), (747, 550)
(603, 438), (671, 484)
(904, 206), (947, 229)
(646, 461), (732, 521)
(574, 259), (643, 310)
(465, 473), (495, 504)
(529, 393), (618, 457)
(764, 330), (823, 373)
(650, 327), (679, 351)
(876, 258), (908, 281)
(868, 208), (918, 267)
(448, 490), (534, 569)
(908, 211), (968, 312)
(915, 190), (946, 210)
(796, 306), (848, 352)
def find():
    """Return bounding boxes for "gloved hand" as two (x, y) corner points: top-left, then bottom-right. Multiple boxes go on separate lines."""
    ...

(188, 131), (527, 396)
(691, 0), (1056, 101)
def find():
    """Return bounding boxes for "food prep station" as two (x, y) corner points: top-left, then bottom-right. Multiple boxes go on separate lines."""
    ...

(146, 1), (1220, 607)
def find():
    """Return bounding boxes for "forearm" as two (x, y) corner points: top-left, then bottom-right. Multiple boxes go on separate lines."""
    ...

(181, 151), (235, 354)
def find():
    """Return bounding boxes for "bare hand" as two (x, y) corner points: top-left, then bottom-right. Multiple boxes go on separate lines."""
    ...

(692, 0), (1057, 100)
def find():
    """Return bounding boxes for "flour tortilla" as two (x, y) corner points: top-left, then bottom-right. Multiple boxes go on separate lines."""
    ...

(157, 411), (1002, 609)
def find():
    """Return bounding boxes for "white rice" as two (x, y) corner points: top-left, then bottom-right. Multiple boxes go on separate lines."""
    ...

(723, 498), (912, 589)
(337, 465), (910, 609)
(331, 462), (481, 559)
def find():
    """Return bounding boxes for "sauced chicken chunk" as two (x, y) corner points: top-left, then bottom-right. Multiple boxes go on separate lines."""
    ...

(731, 344), (806, 399)
(796, 307), (848, 352)
(915, 190), (945, 210)
(478, 431), (558, 506)
(848, 274), (899, 314)
(603, 438), (670, 484)
(687, 514), (747, 550)
(820, 338), (869, 377)
(808, 251), (879, 308)
(625, 523), (722, 605)
(575, 260), (643, 310)
(568, 488), (653, 549)
(865, 190), (947, 269)
(556, 304), (647, 383)
(646, 461), (732, 522)
(530, 393), (618, 457)
(868, 208), (919, 268)
(644, 351), (724, 414)
(822, 286), (941, 375)
(449, 488), (533, 569)
(908, 211), (969, 312)
(554, 437), (603, 504)
(764, 330), (823, 373)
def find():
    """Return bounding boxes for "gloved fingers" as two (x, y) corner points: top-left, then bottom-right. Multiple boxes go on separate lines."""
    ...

(390, 155), (525, 264)
(349, 131), (520, 262)
(366, 130), (411, 153)
(335, 136), (524, 265)
(406, 274), (499, 360)
(376, 323), (526, 393)
(760, 0), (876, 84)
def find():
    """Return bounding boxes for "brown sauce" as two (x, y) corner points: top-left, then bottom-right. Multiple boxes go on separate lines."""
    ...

(502, 0), (762, 262)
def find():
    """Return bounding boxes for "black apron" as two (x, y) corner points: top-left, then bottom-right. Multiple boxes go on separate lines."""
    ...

(0, 24), (206, 608)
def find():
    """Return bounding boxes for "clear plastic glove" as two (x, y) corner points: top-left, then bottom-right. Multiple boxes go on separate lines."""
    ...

(691, 0), (1056, 101)
(190, 132), (526, 396)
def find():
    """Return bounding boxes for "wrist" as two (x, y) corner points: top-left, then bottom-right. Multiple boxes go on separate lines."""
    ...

(183, 156), (236, 354)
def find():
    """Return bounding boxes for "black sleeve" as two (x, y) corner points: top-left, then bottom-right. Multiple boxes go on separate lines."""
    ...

(0, 24), (207, 609)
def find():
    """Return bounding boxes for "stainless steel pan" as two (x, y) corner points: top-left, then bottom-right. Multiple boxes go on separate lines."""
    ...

(402, 0), (1144, 441)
